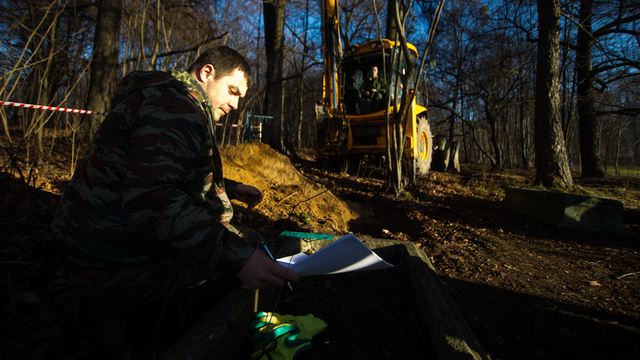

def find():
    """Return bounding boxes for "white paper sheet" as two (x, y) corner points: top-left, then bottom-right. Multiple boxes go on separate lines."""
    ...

(276, 233), (394, 276)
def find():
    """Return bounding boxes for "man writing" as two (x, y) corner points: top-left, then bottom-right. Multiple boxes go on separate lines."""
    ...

(51, 46), (299, 321)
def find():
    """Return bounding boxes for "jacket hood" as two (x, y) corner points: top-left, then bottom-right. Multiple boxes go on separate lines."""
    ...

(110, 71), (194, 109)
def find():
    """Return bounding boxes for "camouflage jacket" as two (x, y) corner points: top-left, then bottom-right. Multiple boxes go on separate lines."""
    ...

(51, 70), (257, 271)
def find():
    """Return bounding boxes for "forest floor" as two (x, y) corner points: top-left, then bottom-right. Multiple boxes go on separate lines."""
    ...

(1, 141), (639, 360)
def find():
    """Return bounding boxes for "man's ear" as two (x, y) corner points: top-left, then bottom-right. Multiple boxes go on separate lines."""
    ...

(199, 64), (215, 83)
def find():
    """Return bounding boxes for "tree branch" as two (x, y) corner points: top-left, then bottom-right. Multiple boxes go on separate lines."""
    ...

(122, 33), (228, 64)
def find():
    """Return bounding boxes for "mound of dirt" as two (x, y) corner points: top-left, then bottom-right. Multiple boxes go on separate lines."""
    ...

(220, 142), (359, 234)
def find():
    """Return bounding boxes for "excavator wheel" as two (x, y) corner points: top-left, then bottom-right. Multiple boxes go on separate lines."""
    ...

(415, 116), (433, 177)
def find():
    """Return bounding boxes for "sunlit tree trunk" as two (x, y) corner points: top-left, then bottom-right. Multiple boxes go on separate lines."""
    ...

(534, 0), (573, 188)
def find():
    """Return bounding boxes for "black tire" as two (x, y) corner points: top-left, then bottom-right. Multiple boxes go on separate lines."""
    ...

(431, 134), (450, 172)
(415, 116), (432, 177)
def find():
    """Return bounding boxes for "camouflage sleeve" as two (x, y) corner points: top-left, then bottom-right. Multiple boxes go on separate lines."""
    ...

(120, 91), (255, 271)
(223, 178), (241, 200)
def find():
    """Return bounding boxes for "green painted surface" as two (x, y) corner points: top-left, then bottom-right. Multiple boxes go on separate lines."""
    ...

(278, 231), (334, 241)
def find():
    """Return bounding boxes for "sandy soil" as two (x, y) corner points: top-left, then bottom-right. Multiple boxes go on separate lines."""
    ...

(220, 143), (360, 235)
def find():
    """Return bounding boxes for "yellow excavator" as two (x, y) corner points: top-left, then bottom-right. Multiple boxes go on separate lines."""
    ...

(314, 0), (434, 178)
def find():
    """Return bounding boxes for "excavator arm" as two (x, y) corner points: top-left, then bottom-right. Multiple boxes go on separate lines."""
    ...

(321, 0), (342, 114)
(315, 0), (350, 159)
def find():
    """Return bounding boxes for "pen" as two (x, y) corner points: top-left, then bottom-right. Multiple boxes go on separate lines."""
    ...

(261, 241), (293, 291)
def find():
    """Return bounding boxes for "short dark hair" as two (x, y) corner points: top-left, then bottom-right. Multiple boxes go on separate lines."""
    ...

(188, 46), (253, 88)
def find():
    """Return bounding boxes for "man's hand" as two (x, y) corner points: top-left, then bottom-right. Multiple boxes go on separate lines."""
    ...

(235, 184), (263, 210)
(237, 250), (301, 289)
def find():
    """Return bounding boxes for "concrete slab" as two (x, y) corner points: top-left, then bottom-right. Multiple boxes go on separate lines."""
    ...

(502, 187), (637, 236)
(160, 237), (488, 360)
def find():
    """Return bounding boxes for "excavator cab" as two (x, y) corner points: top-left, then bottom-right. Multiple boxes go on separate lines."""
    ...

(342, 48), (421, 117)
(315, 0), (432, 175)
(316, 39), (432, 176)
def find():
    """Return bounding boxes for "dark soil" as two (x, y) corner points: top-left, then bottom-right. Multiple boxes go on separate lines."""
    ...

(288, 153), (640, 360)
(1, 141), (639, 360)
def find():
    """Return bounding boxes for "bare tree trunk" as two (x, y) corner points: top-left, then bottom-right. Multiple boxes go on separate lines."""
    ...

(461, 95), (469, 163)
(563, 68), (577, 165)
(615, 122), (622, 175)
(468, 121), (497, 166)
(263, 0), (287, 152)
(295, 0), (310, 153)
(604, 123), (614, 174)
(148, 0), (162, 69)
(448, 77), (459, 153)
(37, 19), (56, 169)
(499, 113), (510, 168)
(484, 100), (503, 170)
(576, 0), (605, 178)
(519, 78), (531, 170)
(386, 0), (403, 41)
(81, 0), (122, 141)
(296, 75), (303, 152)
(534, 0), (573, 188)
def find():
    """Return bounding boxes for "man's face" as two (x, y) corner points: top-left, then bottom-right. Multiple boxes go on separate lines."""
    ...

(199, 66), (248, 121)
(371, 66), (378, 78)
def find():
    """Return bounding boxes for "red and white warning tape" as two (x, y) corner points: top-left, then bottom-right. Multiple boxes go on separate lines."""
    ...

(0, 100), (109, 116)
(1, 100), (261, 129)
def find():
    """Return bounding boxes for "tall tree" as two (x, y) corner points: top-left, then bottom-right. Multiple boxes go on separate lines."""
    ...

(263, 0), (287, 152)
(575, 0), (604, 177)
(534, 0), (572, 188)
(386, 0), (402, 41)
(82, 0), (122, 141)
(574, 0), (640, 177)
